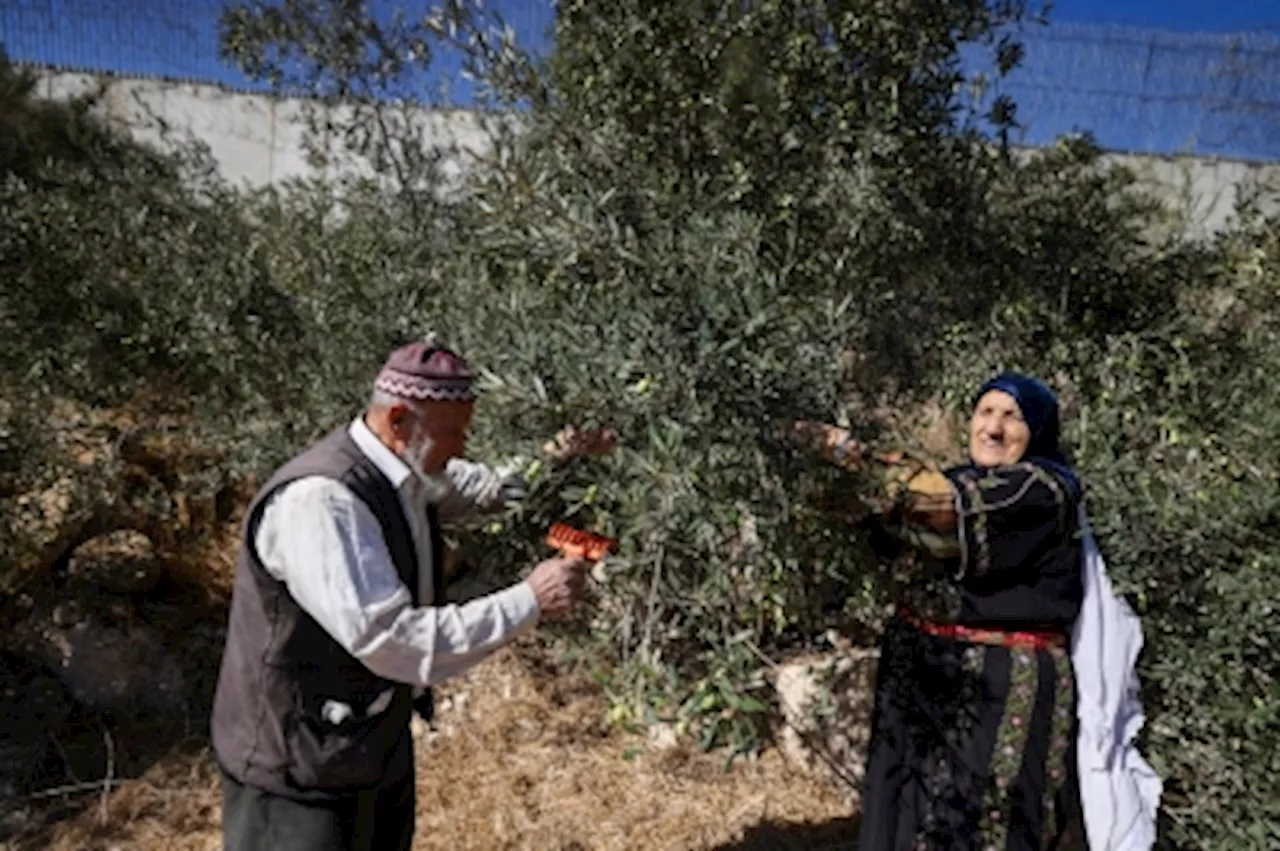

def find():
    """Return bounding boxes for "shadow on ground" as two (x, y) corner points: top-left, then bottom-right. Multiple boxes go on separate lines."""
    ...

(710, 815), (861, 850)
(0, 565), (230, 846)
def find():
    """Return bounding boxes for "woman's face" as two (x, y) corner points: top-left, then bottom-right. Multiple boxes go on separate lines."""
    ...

(969, 390), (1031, 467)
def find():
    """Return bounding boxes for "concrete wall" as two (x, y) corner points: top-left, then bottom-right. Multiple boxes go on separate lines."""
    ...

(1105, 151), (1280, 237)
(37, 71), (495, 189)
(33, 69), (1280, 237)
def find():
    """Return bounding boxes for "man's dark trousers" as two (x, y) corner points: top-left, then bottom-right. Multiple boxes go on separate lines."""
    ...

(221, 767), (415, 851)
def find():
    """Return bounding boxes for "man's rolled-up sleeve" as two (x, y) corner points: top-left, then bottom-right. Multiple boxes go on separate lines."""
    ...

(435, 457), (530, 522)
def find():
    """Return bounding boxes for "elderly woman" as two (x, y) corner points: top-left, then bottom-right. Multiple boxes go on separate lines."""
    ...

(796, 373), (1099, 851)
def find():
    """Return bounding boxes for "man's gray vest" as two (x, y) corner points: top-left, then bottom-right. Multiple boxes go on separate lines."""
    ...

(211, 425), (443, 800)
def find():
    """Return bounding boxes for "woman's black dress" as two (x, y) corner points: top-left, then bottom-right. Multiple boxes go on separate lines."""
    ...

(857, 461), (1085, 851)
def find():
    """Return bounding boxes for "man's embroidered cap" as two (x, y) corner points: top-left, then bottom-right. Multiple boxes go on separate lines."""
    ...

(374, 339), (475, 402)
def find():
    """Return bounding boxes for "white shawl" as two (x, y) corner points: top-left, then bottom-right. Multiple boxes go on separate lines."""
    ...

(1071, 512), (1164, 850)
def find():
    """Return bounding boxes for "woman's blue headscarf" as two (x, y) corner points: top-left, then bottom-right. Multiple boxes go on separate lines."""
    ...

(974, 371), (1081, 496)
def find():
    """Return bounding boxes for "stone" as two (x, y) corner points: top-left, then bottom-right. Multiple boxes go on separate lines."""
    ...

(773, 648), (879, 803)
(646, 722), (679, 752)
(65, 529), (162, 595)
(13, 609), (186, 717)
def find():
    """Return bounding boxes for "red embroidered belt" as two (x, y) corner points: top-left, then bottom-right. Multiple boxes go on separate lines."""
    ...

(899, 608), (1068, 652)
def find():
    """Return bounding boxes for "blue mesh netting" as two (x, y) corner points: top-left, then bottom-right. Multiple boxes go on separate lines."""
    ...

(965, 23), (1280, 161)
(0, 0), (556, 98)
(2, 2), (1277, 161)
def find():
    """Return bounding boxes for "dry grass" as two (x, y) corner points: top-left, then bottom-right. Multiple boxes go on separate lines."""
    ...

(21, 643), (857, 851)
(412, 643), (857, 850)
(25, 748), (224, 851)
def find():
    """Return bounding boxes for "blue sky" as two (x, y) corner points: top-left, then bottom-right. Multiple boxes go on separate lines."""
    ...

(2, 1), (1277, 160)
(1050, 0), (1278, 33)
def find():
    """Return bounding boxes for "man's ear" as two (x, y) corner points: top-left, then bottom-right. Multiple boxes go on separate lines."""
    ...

(387, 403), (414, 438)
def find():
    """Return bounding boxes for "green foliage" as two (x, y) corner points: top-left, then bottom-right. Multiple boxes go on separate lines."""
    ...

(0, 59), (295, 411)
(0, 54), (318, 581)
(0, 49), (158, 188)
(1075, 226), (1280, 848)
(430, 200), (876, 749)
(1, 2), (1277, 845)
(548, 0), (1036, 198)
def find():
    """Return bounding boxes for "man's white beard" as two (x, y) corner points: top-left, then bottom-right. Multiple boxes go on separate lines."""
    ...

(400, 440), (452, 504)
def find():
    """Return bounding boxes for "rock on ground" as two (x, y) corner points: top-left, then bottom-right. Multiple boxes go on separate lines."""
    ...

(64, 530), (163, 595)
(11, 603), (187, 717)
(773, 648), (879, 803)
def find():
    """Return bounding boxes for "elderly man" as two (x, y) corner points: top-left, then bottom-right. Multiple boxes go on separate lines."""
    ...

(211, 340), (612, 851)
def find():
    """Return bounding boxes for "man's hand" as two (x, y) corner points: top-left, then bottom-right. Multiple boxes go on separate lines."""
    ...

(526, 556), (588, 618)
(542, 427), (617, 464)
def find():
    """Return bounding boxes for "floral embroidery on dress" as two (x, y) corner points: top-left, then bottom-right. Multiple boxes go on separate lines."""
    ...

(960, 474), (992, 576)
(1041, 647), (1076, 846)
(980, 647), (1039, 848)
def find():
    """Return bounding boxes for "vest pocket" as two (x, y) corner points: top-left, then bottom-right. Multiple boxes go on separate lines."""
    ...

(284, 700), (401, 790)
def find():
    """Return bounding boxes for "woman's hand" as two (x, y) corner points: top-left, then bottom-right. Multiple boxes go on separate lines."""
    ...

(790, 421), (862, 469)
(790, 420), (847, 449)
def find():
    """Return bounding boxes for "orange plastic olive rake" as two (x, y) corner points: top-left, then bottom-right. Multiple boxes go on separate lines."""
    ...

(545, 523), (617, 562)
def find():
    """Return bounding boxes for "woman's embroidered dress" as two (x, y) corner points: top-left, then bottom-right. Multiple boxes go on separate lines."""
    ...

(858, 462), (1086, 851)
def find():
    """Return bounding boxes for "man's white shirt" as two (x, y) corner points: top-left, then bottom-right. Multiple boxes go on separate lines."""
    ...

(252, 417), (540, 693)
